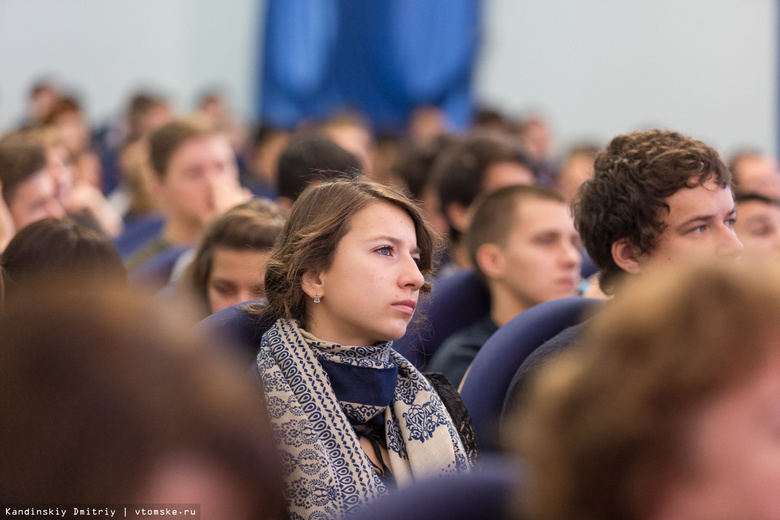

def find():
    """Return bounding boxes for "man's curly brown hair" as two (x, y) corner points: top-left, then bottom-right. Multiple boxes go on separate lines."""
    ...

(574, 129), (731, 294)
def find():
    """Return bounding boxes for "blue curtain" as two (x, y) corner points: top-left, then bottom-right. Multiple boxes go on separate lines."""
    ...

(258, 0), (481, 134)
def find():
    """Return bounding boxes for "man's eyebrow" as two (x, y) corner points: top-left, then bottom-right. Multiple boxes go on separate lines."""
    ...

(678, 207), (737, 228)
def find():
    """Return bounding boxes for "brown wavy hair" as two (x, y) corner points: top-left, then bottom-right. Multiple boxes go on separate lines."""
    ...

(253, 177), (439, 329)
(574, 129), (731, 294)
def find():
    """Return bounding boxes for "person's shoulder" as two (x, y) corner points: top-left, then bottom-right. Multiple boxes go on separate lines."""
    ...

(428, 315), (497, 387)
(433, 315), (496, 361)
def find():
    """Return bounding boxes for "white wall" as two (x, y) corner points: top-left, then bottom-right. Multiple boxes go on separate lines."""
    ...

(0, 0), (776, 157)
(476, 0), (777, 156)
(0, 0), (260, 131)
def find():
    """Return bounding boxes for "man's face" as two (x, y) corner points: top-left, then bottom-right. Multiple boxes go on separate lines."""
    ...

(734, 200), (780, 265)
(736, 155), (780, 199)
(158, 134), (241, 230)
(489, 198), (582, 313)
(638, 178), (743, 270)
(7, 169), (66, 231)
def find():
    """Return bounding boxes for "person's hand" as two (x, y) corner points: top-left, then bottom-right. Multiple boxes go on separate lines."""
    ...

(210, 177), (252, 216)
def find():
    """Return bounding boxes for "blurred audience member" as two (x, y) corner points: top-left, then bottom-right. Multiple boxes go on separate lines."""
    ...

(0, 282), (285, 519)
(317, 111), (375, 174)
(276, 130), (361, 210)
(513, 261), (780, 520)
(30, 125), (122, 237)
(183, 198), (286, 319)
(729, 150), (780, 199)
(734, 191), (780, 265)
(433, 130), (535, 274)
(407, 105), (451, 141)
(0, 130), (65, 247)
(112, 136), (163, 220)
(392, 134), (457, 236)
(370, 133), (403, 188)
(126, 118), (249, 270)
(517, 114), (556, 186)
(1, 217), (125, 304)
(556, 143), (600, 203)
(194, 88), (249, 158)
(24, 79), (62, 127)
(43, 95), (103, 190)
(245, 124), (291, 199)
(95, 90), (172, 196)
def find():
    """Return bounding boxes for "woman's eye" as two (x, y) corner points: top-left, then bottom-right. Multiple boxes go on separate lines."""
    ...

(376, 246), (393, 257)
(212, 284), (236, 296)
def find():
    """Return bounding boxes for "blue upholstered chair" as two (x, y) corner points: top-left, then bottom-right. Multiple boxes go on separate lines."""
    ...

(127, 246), (192, 289)
(112, 215), (165, 260)
(393, 270), (491, 370)
(343, 457), (519, 520)
(460, 296), (603, 452)
(197, 298), (274, 360)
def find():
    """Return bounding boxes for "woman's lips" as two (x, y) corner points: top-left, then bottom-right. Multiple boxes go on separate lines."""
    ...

(392, 300), (417, 316)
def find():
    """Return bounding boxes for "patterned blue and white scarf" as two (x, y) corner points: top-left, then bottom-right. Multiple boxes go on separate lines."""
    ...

(256, 318), (470, 520)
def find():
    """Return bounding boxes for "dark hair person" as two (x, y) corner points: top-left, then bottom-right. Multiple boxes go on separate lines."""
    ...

(250, 177), (471, 519)
(1, 217), (126, 301)
(0, 283), (285, 519)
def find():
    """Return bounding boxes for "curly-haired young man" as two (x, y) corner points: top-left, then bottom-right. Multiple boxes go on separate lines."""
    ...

(502, 129), (743, 413)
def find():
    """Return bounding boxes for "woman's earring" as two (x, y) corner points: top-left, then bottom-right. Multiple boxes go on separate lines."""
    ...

(313, 295), (321, 304)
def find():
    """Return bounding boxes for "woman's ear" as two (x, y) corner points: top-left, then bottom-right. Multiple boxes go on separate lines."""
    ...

(611, 238), (643, 275)
(475, 243), (505, 280)
(301, 269), (325, 300)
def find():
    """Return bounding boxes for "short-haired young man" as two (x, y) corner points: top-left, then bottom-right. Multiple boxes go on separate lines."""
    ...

(126, 118), (248, 271)
(428, 185), (581, 387)
(503, 129), (744, 412)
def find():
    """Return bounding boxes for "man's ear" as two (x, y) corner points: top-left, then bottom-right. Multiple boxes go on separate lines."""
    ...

(301, 269), (325, 300)
(475, 243), (505, 280)
(611, 238), (643, 275)
(446, 201), (470, 234)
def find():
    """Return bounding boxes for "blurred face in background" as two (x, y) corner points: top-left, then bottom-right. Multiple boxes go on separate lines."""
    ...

(733, 155), (780, 200)
(207, 247), (270, 314)
(159, 134), (242, 230)
(734, 199), (780, 265)
(7, 169), (66, 230)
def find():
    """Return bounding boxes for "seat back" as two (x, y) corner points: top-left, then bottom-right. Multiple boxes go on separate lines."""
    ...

(127, 246), (191, 289)
(460, 296), (602, 451)
(197, 299), (275, 360)
(393, 270), (490, 369)
(112, 215), (165, 260)
(343, 457), (518, 520)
